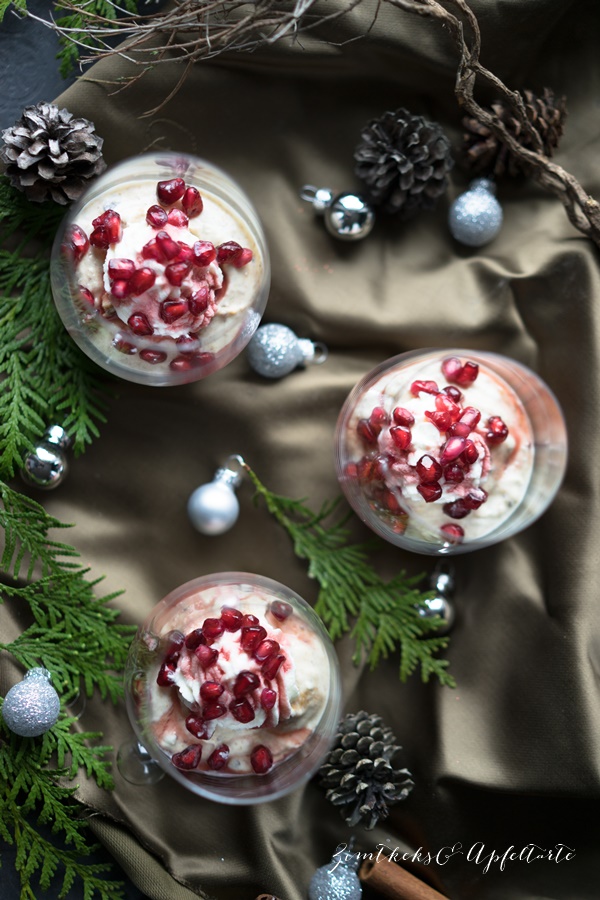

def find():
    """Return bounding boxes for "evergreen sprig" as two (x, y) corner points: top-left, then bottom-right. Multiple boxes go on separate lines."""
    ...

(246, 466), (455, 688)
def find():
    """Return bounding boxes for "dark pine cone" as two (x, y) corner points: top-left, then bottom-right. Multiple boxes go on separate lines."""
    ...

(354, 108), (454, 218)
(318, 710), (414, 830)
(462, 87), (567, 178)
(0, 102), (106, 204)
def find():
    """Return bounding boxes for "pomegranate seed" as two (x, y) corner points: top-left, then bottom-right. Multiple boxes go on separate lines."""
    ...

(172, 745), (201, 770)
(156, 230), (181, 260)
(357, 456), (377, 483)
(241, 614), (259, 627)
(192, 241), (216, 267)
(486, 416), (509, 444)
(129, 267), (156, 296)
(141, 238), (164, 262)
(417, 482), (442, 503)
(195, 644), (219, 668)
(207, 744), (229, 770)
(269, 600), (292, 621)
(65, 224), (89, 262)
(108, 258), (136, 282)
(357, 419), (378, 445)
(185, 715), (208, 739)
(424, 410), (453, 432)
(441, 357), (463, 381)
(157, 177), (186, 204)
(462, 440), (479, 465)
(442, 385), (462, 403)
(165, 261), (191, 286)
(202, 617), (225, 640)
(465, 488), (488, 509)
(440, 436), (467, 465)
(164, 631), (184, 664)
(220, 607), (243, 631)
(443, 498), (471, 519)
(78, 285), (95, 306)
(189, 284), (210, 315)
(156, 662), (176, 686)
(110, 280), (130, 300)
(392, 407), (415, 427)
(416, 454), (443, 483)
(382, 488), (402, 514)
(229, 698), (255, 723)
(176, 242), (194, 264)
(455, 361), (479, 385)
(240, 625), (267, 653)
(140, 349), (167, 364)
(459, 406), (481, 430)
(92, 209), (122, 243)
(217, 241), (243, 264)
(159, 299), (187, 323)
(233, 671), (259, 697)
(200, 681), (224, 701)
(231, 247), (253, 268)
(113, 336), (136, 354)
(185, 628), (205, 650)
(202, 701), (226, 720)
(410, 380), (439, 396)
(369, 406), (390, 434)
(127, 313), (153, 336)
(260, 688), (277, 710)
(441, 523), (464, 543)
(89, 226), (111, 249)
(146, 205), (168, 228)
(182, 186), (203, 217)
(262, 654), (285, 680)
(443, 463), (464, 484)
(167, 208), (189, 227)
(170, 356), (198, 372)
(250, 745), (273, 774)
(448, 421), (472, 438)
(390, 426), (411, 451)
(253, 639), (280, 663)
(435, 394), (461, 420)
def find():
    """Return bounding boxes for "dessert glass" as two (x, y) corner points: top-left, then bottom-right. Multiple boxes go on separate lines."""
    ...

(51, 153), (270, 386)
(335, 349), (567, 556)
(122, 573), (342, 804)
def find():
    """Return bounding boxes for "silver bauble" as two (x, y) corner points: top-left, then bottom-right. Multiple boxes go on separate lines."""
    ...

(247, 323), (328, 379)
(449, 178), (503, 247)
(417, 593), (455, 635)
(2, 667), (60, 737)
(187, 455), (245, 535)
(324, 192), (375, 241)
(308, 852), (362, 900)
(21, 441), (68, 489)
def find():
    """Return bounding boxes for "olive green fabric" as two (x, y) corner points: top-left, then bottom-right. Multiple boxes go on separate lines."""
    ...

(7, 0), (600, 897)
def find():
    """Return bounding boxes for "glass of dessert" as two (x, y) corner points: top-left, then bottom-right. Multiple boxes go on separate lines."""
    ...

(335, 349), (567, 555)
(51, 153), (270, 385)
(119, 573), (342, 803)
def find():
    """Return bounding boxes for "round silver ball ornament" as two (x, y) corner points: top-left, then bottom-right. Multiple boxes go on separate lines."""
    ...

(301, 184), (375, 241)
(2, 667), (60, 737)
(416, 561), (456, 635)
(308, 848), (362, 900)
(449, 178), (503, 247)
(21, 425), (72, 490)
(247, 323), (328, 379)
(187, 455), (245, 535)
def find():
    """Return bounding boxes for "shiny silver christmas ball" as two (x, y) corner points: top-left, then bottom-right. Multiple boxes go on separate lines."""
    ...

(449, 178), (503, 247)
(247, 323), (327, 379)
(308, 854), (362, 900)
(187, 481), (239, 535)
(417, 593), (455, 635)
(21, 441), (68, 489)
(324, 191), (375, 241)
(2, 667), (60, 737)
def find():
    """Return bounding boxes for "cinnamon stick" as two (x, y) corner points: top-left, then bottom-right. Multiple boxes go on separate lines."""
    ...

(359, 857), (449, 900)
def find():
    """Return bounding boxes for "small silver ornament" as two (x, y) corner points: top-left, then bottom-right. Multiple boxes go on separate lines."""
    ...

(308, 846), (362, 900)
(187, 455), (245, 535)
(21, 425), (72, 490)
(1, 667), (60, 737)
(448, 178), (503, 247)
(301, 184), (375, 241)
(247, 323), (328, 379)
(417, 560), (456, 635)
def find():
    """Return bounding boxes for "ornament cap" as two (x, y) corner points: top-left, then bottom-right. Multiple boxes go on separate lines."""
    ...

(296, 338), (328, 368)
(213, 454), (246, 490)
(470, 177), (496, 195)
(44, 425), (72, 451)
(300, 184), (335, 214)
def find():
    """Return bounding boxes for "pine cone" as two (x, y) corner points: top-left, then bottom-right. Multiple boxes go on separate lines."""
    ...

(0, 103), (106, 204)
(354, 108), (454, 218)
(462, 87), (567, 178)
(319, 710), (414, 830)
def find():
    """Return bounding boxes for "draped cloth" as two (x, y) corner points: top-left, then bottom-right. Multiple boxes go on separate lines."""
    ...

(5, 0), (600, 896)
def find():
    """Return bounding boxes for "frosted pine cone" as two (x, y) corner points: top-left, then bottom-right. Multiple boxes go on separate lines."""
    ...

(0, 102), (106, 204)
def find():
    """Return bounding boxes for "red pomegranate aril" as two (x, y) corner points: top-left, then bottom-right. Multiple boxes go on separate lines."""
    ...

(229, 698), (255, 723)
(141, 238), (164, 262)
(189, 284), (210, 315)
(89, 226), (111, 249)
(92, 209), (122, 244)
(129, 267), (156, 295)
(459, 406), (481, 430)
(462, 440), (479, 465)
(441, 357), (463, 382)
(417, 482), (442, 503)
(392, 407), (415, 427)
(260, 688), (277, 710)
(241, 614), (259, 627)
(160, 299), (187, 324)
(146, 205), (168, 228)
(442, 385), (463, 403)
(240, 625), (267, 653)
(424, 410), (453, 432)
(231, 247), (253, 268)
(176, 242), (194, 264)
(443, 463), (464, 484)
(182, 186), (203, 217)
(357, 418), (378, 445)
(202, 701), (226, 720)
(172, 744), (202, 770)
(382, 488), (402, 514)
(486, 416), (509, 444)
(441, 523), (465, 543)
(185, 715), (208, 739)
(156, 230), (181, 260)
(202, 617), (225, 640)
(140, 349), (167, 364)
(165, 261), (191, 286)
(156, 662), (176, 686)
(192, 240), (216, 267)
(369, 406), (390, 434)
(195, 644), (219, 668)
(207, 744), (229, 770)
(443, 498), (472, 519)
(410, 380), (439, 396)
(66, 224), (89, 262)
(157, 177), (186, 204)
(357, 456), (378, 483)
(185, 628), (206, 650)
(233, 671), (259, 697)
(262, 654), (285, 680)
(200, 681), (224, 701)
(113, 336), (136, 354)
(164, 631), (184, 664)
(269, 600), (292, 621)
(167, 208), (189, 227)
(127, 313), (153, 336)
(465, 488), (488, 509)
(449, 421), (471, 438)
(216, 240), (243, 264)
(416, 454), (443, 484)
(440, 436), (467, 465)
(390, 426), (411, 451)
(435, 393), (462, 420)
(79, 285), (95, 306)
(108, 258), (136, 282)
(220, 607), (244, 631)
(455, 361), (479, 385)
(110, 280), (130, 300)
(250, 745), (273, 774)
(253, 639), (280, 663)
